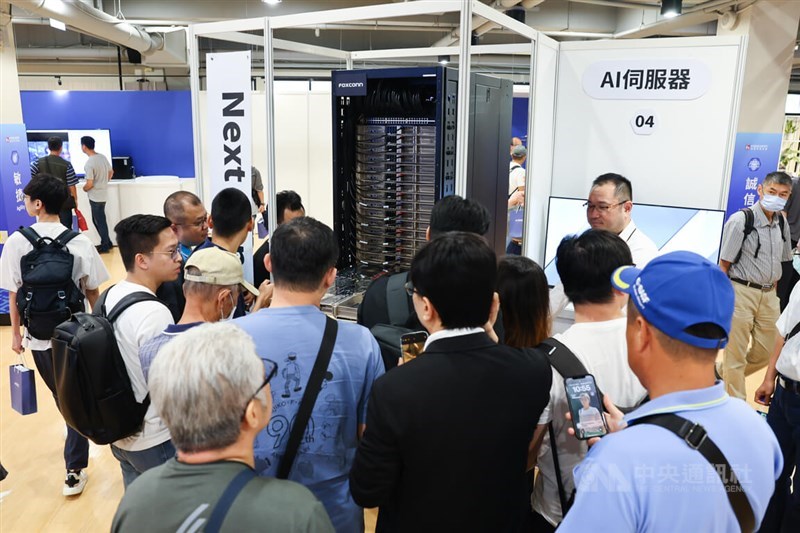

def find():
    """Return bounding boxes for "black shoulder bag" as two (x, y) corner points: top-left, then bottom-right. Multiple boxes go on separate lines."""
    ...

(628, 414), (755, 532)
(276, 315), (338, 480)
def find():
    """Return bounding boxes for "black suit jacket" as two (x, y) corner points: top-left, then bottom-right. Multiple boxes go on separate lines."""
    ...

(349, 332), (551, 532)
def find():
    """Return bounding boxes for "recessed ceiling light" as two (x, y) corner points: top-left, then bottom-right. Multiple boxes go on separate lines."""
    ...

(262, 0), (282, 4)
(660, 0), (682, 18)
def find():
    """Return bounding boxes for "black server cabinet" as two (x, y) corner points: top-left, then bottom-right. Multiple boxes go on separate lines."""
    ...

(332, 66), (512, 276)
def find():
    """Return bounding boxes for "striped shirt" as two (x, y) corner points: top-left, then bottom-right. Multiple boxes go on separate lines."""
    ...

(720, 203), (791, 285)
(137, 322), (204, 384)
(30, 155), (78, 187)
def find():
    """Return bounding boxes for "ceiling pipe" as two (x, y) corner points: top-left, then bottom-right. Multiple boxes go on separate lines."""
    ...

(8, 0), (164, 54)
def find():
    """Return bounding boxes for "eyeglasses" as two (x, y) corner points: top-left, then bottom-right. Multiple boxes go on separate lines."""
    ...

(148, 248), (182, 261)
(177, 215), (208, 229)
(404, 281), (420, 298)
(242, 358), (278, 419)
(583, 201), (627, 213)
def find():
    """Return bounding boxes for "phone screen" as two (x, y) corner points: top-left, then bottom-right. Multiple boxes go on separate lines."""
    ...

(564, 375), (608, 440)
(400, 331), (428, 363)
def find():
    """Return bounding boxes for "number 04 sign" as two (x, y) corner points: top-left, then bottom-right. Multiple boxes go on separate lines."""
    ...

(630, 110), (659, 136)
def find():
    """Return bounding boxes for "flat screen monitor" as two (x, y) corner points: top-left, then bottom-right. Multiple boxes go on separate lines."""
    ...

(543, 197), (726, 287)
(27, 129), (112, 176)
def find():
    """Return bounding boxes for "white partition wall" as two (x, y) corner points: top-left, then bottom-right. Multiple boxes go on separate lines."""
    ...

(197, 82), (333, 227)
(525, 34), (560, 263)
(549, 36), (745, 212)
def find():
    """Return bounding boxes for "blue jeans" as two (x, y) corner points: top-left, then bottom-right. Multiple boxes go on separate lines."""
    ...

(110, 440), (176, 489)
(31, 349), (89, 471)
(760, 382), (800, 532)
(89, 200), (112, 250)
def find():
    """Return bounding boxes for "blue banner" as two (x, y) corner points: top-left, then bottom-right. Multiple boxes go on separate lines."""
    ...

(1, 124), (35, 315)
(725, 132), (783, 218)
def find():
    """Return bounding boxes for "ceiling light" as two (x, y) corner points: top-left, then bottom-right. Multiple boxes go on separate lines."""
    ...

(262, 0), (282, 4)
(438, 55), (450, 66)
(660, 0), (682, 18)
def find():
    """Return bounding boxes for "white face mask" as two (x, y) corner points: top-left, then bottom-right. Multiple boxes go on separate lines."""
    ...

(219, 292), (236, 321)
(761, 194), (787, 212)
(793, 254), (800, 275)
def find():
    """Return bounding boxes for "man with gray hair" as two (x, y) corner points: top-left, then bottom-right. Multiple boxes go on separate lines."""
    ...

(719, 170), (793, 399)
(112, 322), (334, 532)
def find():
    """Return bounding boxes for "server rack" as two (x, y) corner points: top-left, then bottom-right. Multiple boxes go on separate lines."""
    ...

(331, 66), (512, 280)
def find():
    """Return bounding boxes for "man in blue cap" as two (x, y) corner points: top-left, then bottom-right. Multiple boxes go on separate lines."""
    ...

(559, 251), (783, 532)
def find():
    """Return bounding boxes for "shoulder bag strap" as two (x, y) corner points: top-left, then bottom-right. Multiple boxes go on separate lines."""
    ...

(537, 337), (593, 518)
(629, 413), (754, 532)
(386, 272), (410, 326)
(786, 320), (800, 342)
(53, 229), (80, 248)
(538, 338), (598, 396)
(547, 421), (571, 517)
(106, 292), (163, 323)
(276, 315), (338, 480)
(17, 227), (43, 249)
(735, 209), (758, 264)
(204, 467), (257, 533)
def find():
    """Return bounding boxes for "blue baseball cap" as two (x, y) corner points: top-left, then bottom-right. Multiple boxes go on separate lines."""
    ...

(610, 251), (734, 349)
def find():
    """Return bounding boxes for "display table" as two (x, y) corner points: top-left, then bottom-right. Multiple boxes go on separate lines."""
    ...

(76, 176), (188, 246)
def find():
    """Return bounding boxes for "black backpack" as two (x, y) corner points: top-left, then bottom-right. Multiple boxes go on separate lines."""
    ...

(16, 227), (84, 341)
(50, 287), (164, 445)
(733, 207), (786, 264)
(369, 272), (415, 370)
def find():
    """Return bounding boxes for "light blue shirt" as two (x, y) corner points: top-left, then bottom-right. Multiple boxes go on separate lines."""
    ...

(559, 382), (782, 532)
(234, 306), (384, 533)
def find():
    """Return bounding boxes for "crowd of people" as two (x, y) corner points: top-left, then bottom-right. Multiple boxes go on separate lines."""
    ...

(1, 163), (798, 533)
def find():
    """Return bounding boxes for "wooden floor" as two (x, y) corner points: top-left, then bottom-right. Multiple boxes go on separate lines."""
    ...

(0, 248), (763, 532)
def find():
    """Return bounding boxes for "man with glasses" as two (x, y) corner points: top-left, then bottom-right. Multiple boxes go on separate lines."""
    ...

(158, 191), (209, 321)
(585, 173), (658, 268)
(112, 322), (334, 532)
(551, 173), (658, 317)
(234, 217), (384, 533)
(104, 214), (181, 488)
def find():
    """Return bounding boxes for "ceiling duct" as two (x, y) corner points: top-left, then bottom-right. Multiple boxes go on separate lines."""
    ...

(8, 0), (164, 54)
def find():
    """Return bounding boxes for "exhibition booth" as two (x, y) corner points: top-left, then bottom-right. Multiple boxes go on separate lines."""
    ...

(2, 0), (775, 324)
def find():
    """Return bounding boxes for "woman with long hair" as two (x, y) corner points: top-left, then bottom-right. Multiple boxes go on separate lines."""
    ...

(496, 255), (551, 348)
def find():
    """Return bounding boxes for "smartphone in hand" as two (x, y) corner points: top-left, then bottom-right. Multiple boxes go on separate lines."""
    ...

(565, 374), (608, 440)
(400, 331), (428, 363)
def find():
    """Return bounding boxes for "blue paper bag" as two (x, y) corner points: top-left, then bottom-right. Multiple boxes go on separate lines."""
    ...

(256, 215), (268, 239)
(508, 207), (524, 240)
(10, 364), (37, 415)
